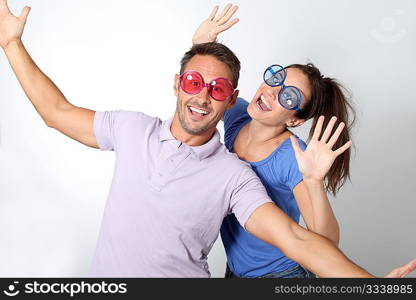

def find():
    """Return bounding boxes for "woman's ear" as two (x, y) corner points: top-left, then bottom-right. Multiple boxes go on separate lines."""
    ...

(174, 74), (180, 97)
(286, 118), (305, 128)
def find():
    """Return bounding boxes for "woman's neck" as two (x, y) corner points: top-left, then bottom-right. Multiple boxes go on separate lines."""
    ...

(244, 119), (291, 146)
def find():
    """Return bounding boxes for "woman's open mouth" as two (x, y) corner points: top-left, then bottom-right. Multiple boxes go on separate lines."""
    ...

(256, 95), (272, 112)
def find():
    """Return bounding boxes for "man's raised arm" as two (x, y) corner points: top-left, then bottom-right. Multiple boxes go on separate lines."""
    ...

(1, 0), (98, 148)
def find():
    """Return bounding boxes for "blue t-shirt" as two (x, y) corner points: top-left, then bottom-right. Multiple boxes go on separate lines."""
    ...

(220, 98), (307, 278)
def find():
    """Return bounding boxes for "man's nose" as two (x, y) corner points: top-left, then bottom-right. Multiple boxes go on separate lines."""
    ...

(198, 85), (212, 103)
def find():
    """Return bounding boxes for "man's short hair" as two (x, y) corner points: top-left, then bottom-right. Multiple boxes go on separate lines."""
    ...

(180, 42), (240, 89)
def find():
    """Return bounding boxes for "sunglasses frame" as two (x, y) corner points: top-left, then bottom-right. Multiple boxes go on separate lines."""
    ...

(263, 64), (303, 111)
(179, 70), (235, 101)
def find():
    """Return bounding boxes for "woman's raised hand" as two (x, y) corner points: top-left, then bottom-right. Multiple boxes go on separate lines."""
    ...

(192, 4), (239, 45)
(290, 116), (352, 181)
(0, 0), (30, 49)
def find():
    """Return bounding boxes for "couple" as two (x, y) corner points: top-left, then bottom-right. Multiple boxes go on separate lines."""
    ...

(1, 1), (415, 278)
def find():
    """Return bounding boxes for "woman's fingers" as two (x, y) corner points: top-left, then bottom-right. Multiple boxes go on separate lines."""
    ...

(218, 5), (238, 25)
(207, 5), (219, 21)
(320, 116), (337, 143)
(311, 115), (325, 142)
(0, 0), (10, 12)
(289, 135), (302, 158)
(217, 18), (239, 33)
(215, 3), (232, 21)
(327, 122), (345, 148)
(19, 6), (30, 21)
(334, 140), (352, 157)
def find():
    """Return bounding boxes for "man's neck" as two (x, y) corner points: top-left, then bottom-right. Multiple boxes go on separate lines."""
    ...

(170, 114), (215, 147)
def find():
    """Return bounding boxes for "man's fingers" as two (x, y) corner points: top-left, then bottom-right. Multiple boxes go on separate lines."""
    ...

(334, 140), (352, 157)
(208, 5), (219, 21)
(399, 259), (416, 277)
(385, 259), (416, 278)
(215, 3), (232, 21)
(327, 122), (345, 148)
(217, 18), (239, 33)
(19, 6), (31, 21)
(320, 116), (337, 143)
(218, 5), (238, 25)
(311, 115), (324, 141)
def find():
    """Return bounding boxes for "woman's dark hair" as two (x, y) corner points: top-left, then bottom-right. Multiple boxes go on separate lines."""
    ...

(286, 63), (356, 196)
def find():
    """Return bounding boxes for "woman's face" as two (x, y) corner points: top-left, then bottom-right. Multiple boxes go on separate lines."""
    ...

(247, 67), (312, 127)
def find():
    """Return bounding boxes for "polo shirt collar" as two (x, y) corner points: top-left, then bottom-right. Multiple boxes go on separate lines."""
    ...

(159, 117), (176, 142)
(159, 117), (222, 160)
(190, 130), (221, 160)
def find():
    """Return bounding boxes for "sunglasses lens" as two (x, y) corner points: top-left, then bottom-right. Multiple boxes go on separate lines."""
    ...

(264, 65), (285, 86)
(211, 78), (234, 101)
(181, 72), (204, 94)
(279, 87), (302, 110)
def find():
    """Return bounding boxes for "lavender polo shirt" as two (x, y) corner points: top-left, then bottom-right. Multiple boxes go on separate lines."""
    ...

(90, 110), (272, 277)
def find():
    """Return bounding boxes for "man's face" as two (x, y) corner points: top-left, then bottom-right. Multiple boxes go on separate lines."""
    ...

(174, 55), (238, 135)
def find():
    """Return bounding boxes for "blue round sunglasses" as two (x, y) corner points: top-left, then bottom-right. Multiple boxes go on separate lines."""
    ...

(263, 64), (303, 111)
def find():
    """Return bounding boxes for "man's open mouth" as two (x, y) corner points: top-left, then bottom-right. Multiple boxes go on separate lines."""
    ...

(187, 105), (210, 120)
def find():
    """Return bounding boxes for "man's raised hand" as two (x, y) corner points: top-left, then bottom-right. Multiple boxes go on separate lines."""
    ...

(0, 0), (30, 50)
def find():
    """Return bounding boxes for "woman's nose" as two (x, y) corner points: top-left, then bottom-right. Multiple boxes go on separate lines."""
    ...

(264, 86), (280, 99)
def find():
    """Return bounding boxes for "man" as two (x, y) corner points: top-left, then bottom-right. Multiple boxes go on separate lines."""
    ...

(0, 1), (414, 277)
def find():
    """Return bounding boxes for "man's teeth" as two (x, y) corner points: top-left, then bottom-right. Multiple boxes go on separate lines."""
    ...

(189, 106), (209, 115)
(260, 95), (272, 110)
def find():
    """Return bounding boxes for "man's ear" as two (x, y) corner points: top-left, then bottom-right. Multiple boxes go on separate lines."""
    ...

(174, 74), (180, 97)
(226, 90), (239, 110)
(286, 118), (305, 128)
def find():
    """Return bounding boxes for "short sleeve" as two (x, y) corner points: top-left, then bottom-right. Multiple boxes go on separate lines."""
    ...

(93, 110), (153, 151)
(284, 137), (307, 191)
(223, 98), (251, 151)
(229, 167), (273, 229)
(224, 98), (249, 128)
(94, 111), (123, 151)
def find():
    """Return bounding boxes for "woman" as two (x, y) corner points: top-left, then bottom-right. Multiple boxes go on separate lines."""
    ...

(193, 5), (354, 278)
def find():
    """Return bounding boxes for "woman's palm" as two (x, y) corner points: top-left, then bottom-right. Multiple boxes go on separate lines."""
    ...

(290, 116), (352, 181)
(296, 140), (339, 181)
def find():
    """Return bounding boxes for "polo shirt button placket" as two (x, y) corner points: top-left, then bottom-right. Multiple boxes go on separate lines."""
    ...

(153, 155), (176, 190)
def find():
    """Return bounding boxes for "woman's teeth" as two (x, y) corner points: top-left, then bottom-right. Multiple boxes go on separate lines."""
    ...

(260, 95), (272, 110)
(256, 95), (272, 111)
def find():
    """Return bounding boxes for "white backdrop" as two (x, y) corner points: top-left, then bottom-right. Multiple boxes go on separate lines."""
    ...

(0, 0), (415, 277)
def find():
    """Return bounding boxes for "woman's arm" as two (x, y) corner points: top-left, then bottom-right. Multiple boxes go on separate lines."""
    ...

(293, 180), (340, 246)
(290, 116), (351, 245)
(247, 116), (416, 277)
(246, 201), (416, 278)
